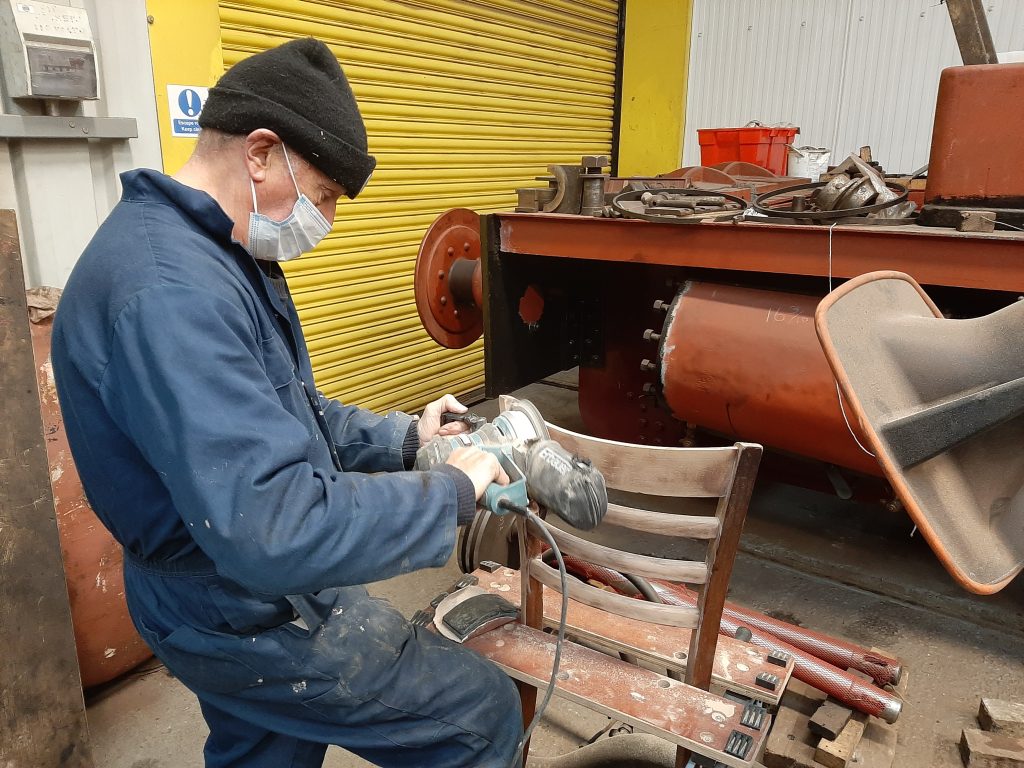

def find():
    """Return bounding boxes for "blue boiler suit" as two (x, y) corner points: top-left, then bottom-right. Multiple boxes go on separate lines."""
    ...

(51, 170), (521, 767)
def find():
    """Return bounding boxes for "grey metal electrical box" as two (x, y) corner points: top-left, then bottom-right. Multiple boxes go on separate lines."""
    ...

(0, 0), (98, 101)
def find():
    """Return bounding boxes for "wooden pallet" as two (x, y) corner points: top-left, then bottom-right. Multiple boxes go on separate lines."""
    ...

(475, 567), (795, 704)
(763, 668), (906, 768)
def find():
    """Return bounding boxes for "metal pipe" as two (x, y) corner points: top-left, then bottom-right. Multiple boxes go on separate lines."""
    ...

(658, 281), (879, 475)
(652, 582), (902, 723)
(556, 554), (903, 721)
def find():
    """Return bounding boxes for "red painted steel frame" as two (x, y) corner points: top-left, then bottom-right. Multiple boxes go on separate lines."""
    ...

(497, 214), (1024, 292)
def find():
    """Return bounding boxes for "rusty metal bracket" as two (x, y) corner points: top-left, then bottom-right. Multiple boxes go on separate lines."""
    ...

(945, 0), (999, 65)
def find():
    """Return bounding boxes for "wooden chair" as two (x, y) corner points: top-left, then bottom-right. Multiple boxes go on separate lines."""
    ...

(465, 404), (768, 767)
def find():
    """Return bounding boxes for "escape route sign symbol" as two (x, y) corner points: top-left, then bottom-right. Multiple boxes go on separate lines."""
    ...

(167, 85), (209, 137)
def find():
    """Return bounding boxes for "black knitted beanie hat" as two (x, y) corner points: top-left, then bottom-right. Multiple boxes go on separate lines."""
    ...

(199, 37), (375, 199)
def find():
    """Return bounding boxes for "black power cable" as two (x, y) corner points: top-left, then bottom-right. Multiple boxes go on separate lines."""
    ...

(498, 500), (570, 768)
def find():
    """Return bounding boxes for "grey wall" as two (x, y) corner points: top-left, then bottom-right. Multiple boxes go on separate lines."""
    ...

(0, 0), (163, 289)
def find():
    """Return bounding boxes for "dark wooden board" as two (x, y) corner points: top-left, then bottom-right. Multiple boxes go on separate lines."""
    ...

(0, 210), (94, 767)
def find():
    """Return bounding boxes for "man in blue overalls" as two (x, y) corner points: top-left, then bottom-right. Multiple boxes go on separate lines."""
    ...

(52, 38), (521, 767)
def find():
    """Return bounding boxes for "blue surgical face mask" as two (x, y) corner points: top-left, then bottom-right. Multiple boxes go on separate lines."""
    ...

(246, 146), (332, 262)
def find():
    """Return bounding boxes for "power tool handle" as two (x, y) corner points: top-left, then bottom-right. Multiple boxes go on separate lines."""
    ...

(440, 412), (488, 431)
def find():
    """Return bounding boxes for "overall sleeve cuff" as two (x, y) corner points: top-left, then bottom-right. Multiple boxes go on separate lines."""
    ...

(401, 419), (420, 470)
(433, 464), (477, 526)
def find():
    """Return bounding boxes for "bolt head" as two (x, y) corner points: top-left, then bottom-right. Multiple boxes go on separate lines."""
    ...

(447, 246), (455, 256)
(438, 270), (445, 280)
(463, 241), (471, 251)
(440, 296), (447, 306)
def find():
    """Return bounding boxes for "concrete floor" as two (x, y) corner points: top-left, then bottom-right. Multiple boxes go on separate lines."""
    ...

(86, 380), (1024, 768)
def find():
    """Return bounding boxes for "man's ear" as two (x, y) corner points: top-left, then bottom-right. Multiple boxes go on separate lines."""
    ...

(243, 129), (282, 182)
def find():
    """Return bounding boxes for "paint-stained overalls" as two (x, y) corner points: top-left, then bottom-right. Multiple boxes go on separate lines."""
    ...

(51, 170), (521, 767)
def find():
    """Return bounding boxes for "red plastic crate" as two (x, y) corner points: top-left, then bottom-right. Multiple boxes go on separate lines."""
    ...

(698, 126), (799, 176)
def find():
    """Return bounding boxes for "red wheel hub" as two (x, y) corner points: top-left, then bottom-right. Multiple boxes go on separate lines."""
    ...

(414, 208), (483, 349)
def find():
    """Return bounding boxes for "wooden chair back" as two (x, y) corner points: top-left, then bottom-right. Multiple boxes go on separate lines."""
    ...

(523, 423), (762, 692)
(512, 416), (762, 766)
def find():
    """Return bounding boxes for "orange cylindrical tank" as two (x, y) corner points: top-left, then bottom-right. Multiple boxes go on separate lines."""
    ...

(29, 291), (152, 687)
(658, 281), (880, 475)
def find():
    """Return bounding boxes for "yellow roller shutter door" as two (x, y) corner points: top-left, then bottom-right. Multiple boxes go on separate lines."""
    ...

(219, 0), (620, 412)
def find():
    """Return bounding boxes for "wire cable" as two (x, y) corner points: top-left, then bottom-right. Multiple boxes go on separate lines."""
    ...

(827, 221), (876, 458)
(499, 500), (569, 768)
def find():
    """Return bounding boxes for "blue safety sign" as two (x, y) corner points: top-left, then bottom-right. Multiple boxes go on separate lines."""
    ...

(167, 85), (209, 137)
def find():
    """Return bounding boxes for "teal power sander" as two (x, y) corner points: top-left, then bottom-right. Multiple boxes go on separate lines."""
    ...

(414, 398), (607, 531)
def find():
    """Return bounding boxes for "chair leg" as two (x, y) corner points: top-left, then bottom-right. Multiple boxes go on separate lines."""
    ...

(517, 680), (538, 748)
(517, 517), (546, 765)
(675, 745), (691, 767)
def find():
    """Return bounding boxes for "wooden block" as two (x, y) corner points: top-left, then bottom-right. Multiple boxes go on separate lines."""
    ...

(857, 718), (899, 768)
(763, 681), (826, 768)
(815, 713), (867, 768)
(960, 728), (1024, 767)
(809, 699), (854, 740)
(980, 700), (1024, 738)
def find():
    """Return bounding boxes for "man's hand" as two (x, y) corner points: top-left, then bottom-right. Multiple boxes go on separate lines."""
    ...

(446, 446), (510, 500)
(418, 394), (469, 447)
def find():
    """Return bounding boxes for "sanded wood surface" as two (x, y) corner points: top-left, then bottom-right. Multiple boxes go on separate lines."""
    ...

(475, 568), (791, 704)
(466, 621), (767, 768)
(0, 210), (94, 767)
(544, 524), (709, 583)
(529, 559), (701, 628)
(547, 423), (736, 498)
(604, 502), (721, 539)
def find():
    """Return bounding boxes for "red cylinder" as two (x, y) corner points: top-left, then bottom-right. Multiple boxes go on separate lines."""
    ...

(30, 306), (152, 688)
(659, 282), (879, 475)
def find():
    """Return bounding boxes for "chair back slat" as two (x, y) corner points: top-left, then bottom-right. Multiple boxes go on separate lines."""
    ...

(529, 560), (700, 629)
(547, 423), (737, 498)
(603, 503), (720, 539)
(544, 524), (709, 585)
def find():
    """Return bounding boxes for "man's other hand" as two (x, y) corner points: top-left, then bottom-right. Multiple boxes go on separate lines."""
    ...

(418, 394), (468, 447)
(446, 447), (510, 500)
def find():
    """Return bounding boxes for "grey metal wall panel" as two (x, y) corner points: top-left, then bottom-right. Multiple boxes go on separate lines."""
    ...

(0, 0), (162, 289)
(684, 0), (1024, 174)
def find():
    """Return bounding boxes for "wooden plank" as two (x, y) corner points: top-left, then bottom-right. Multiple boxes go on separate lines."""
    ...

(815, 713), (867, 768)
(544, 523), (709, 583)
(465, 621), (768, 768)
(809, 699), (854, 741)
(475, 567), (792, 704)
(547, 422), (736, 498)
(980, 700), (1024, 738)
(960, 728), (1024, 767)
(0, 209), (94, 767)
(603, 502), (721, 539)
(530, 558), (700, 628)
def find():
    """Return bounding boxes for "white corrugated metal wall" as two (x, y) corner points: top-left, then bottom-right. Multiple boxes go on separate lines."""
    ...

(683, 0), (1024, 173)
